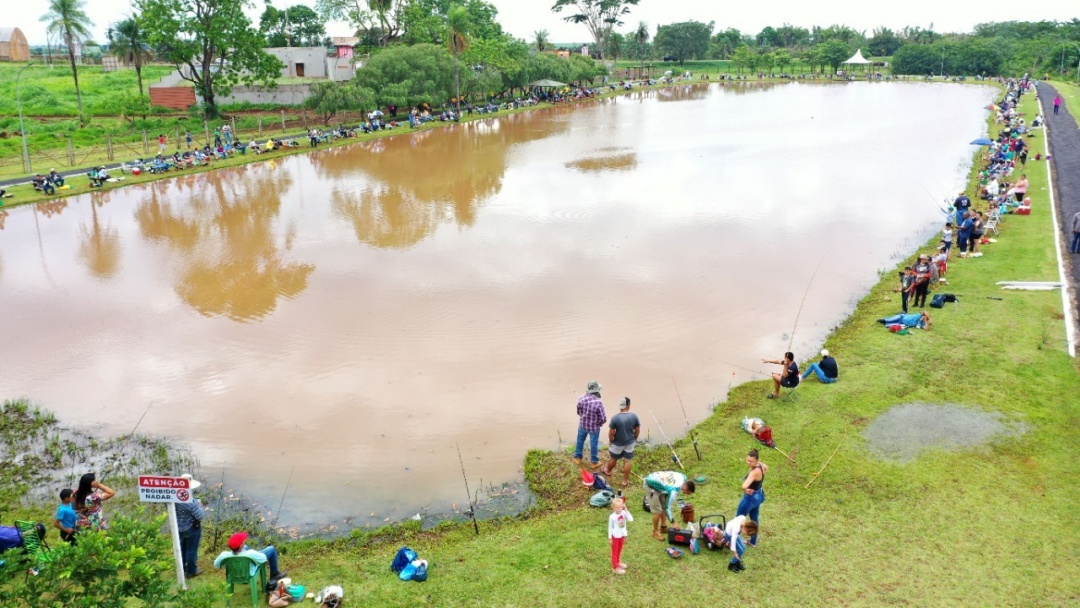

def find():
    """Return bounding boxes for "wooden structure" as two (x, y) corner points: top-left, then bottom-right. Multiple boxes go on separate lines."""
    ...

(0, 27), (29, 62)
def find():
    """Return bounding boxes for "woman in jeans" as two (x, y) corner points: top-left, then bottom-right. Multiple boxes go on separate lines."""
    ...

(736, 449), (768, 547)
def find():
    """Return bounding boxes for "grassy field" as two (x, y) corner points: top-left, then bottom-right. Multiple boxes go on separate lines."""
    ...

(3, 84), (1078, 607)
(0, 62), (175, 117)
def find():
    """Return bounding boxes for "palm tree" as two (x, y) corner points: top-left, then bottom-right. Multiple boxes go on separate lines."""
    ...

(447, 4), (471, 112)
(41, 0), (94, 121)
(634, 21), (650, 61)
(534, 29), (549, 53)
(108, 17), (153, 97)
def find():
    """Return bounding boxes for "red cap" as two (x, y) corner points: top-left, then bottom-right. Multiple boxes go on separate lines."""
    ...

(228, 532), (248, 551)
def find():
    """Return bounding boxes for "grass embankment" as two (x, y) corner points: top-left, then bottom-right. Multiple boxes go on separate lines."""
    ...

(165, 86), (1075, 605)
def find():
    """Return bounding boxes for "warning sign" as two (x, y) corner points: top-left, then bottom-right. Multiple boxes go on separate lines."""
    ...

(138, 475), (193, 503)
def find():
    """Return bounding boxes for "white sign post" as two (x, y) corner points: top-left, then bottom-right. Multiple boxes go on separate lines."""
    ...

(138, 475), (195, 590)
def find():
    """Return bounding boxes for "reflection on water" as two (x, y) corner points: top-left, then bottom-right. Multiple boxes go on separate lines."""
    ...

(0, 82), (997, 529)
(134, 165), (314, 321)
(318, 114), (567, 248)
(78, 193), (122, 279)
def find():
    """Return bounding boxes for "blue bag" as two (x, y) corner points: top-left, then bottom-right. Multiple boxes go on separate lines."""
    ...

(411, 561), (428, 582)
(390, 546), (417, 573)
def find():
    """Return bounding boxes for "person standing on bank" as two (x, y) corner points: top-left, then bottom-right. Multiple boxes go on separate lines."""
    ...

(603, 397), (640, 488)
(736, 449), (768, 547)
(953, 191), (971, 226)
(575, 381), (607, 469)
(175, 474), (206, 578)
(1053, 95), (1062, 115)
(74, 472), (115, 533)
(763, 352), (799, 399)
(801, 349), (838, 383)
(1070, 211), (1080, 254)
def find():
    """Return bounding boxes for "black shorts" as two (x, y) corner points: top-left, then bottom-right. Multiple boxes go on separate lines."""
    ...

(780, 377), (799, 388)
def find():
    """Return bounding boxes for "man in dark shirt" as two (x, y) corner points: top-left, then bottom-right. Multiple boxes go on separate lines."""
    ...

(603, 397), (640, 487)
(802, 349), (838, 384)
(954, 191), (971, 226)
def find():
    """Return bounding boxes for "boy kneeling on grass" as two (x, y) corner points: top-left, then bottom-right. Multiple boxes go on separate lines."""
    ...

(723, 515), (758, 573)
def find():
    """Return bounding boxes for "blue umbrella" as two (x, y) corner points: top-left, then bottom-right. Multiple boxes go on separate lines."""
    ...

(970, 138), (993, 146)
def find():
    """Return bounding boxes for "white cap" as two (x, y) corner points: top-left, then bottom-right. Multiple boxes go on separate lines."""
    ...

(821, 349), (830, 357)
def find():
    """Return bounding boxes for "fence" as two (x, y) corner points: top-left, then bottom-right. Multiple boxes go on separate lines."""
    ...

(0, 108), (404, 181)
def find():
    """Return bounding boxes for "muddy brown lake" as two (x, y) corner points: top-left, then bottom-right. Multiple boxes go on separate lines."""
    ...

(0, 81), (995, 528)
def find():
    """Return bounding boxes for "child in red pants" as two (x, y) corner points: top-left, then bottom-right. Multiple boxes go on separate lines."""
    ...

(608, 497), (633, 574)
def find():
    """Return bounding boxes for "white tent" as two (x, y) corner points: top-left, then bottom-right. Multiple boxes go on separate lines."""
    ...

(843, 49), (872, 65)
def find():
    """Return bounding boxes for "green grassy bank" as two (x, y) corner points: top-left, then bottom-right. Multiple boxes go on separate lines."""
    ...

(3, 85), (1078, 606)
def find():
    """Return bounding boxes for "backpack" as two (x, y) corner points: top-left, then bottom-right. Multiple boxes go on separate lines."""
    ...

(943, 294), (958, 303)
(589, 490), (615, 508)
(390, 546), (417, 573)
(930, 294), (946, 308)
(399, 558), (428, 582)
(411, 561), (428, 582)
(591, 473), (612, 493)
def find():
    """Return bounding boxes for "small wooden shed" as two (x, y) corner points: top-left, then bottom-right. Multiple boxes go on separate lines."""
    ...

(0, 27), (30, 62)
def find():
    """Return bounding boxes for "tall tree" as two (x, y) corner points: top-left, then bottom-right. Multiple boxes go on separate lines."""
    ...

(138, 0), (284, 118)
(550, 0), (641, 59)
(654, 20), (714, 65)
(534, 29), (549, 52)
(354, 43), (454, 108)
(447, 3), (471, 109)
(606, 31), (624, 64)
(708, 28), (744, 59)
(40, 0), (94, 121)
(260, 4), (326, 47)
(314, 0), (405, 47)
(634, 21), (649, 60)
(107, 17), (153, 97)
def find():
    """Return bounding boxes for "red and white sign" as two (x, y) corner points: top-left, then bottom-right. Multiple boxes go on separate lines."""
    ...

(138, 475), (193, 503)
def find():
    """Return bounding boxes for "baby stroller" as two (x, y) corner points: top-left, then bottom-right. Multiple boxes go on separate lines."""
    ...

(698, 514), (730, 551)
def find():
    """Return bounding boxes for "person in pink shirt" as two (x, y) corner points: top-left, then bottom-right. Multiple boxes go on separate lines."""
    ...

(1013, 174), (1029, 203)
(1053, 95), (1062, 115)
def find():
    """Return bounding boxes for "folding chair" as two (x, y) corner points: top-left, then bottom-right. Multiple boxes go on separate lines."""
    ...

(222, 555), (268, 608)
(14, 520), (52, 580)
(781, 386), (800, 403)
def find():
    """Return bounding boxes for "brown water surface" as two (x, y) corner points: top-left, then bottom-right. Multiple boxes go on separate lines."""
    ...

(0, 82), (995, 527)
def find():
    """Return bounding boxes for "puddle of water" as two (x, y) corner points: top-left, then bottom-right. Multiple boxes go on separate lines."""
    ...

(0, 82), (997, 528)
(862, 402), (1028, 463)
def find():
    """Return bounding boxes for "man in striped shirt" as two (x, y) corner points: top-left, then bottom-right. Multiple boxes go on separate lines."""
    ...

(575, 381), (607, 468)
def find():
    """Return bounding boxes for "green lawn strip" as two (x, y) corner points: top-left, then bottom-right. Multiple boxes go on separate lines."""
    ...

(0, 63), (175, 117)
(164, 86), (1075, 606)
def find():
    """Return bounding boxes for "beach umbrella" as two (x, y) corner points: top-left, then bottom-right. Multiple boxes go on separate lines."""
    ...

(969, 138), (993, 146)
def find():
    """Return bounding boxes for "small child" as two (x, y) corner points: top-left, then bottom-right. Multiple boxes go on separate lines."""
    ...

(897, 266), (915, 313)
(608, 496), (633, 575)
(941, 223), (953, 255)
(724, 514), (759, 573)
(54, 488), (77, 544)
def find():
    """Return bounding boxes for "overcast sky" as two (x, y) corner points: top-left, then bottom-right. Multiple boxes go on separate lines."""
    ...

(10, 0), (1076, 46)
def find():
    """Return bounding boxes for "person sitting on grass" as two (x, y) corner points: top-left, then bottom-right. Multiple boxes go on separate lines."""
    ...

(801, 349), (838, 384)
(877, 311), (932, 330)
(32, 174), (56, 195)
(214, 531), (286, 582)
(0, 188), (11, 200)
(762, 352), (799, 399)
(643, 471), (695, 541)
(48, 169), (65, 188)
(88, 168), (106, 188)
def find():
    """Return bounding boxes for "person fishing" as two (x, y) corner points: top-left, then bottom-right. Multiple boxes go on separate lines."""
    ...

(603, 397), (640, 488)
(736, 449), (768, 548)
(763, 352), (799, 399)
(575, 381), (607, 469)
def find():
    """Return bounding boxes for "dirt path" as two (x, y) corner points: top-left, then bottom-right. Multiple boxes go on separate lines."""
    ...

(1037, 83), (1080, 301)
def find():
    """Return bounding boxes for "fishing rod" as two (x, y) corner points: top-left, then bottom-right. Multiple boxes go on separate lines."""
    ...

(648, 408), (683, 471)
(787, 251), (828, 353)
(671, 378), (701, 461)
(719, 360), (772, 377)
(456, 443), (480, 535)
(271, 465), (295, 529)
(105, 400), (156, 474)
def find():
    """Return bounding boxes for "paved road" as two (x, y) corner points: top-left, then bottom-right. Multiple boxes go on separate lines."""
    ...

(1036, 82), (1080, 292)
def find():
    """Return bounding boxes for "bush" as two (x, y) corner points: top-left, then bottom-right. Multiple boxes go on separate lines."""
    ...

(0, 514), (220, 608)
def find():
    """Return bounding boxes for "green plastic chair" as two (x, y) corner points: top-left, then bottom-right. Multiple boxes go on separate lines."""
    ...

(15, 521), (52, 574)
(221, 555), (268, 608)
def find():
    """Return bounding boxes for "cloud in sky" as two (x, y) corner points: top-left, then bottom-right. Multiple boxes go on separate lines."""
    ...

(10, 0), (1075, 46)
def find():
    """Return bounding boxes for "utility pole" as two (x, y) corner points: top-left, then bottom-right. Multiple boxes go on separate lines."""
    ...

(17, 62), (35, 174)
